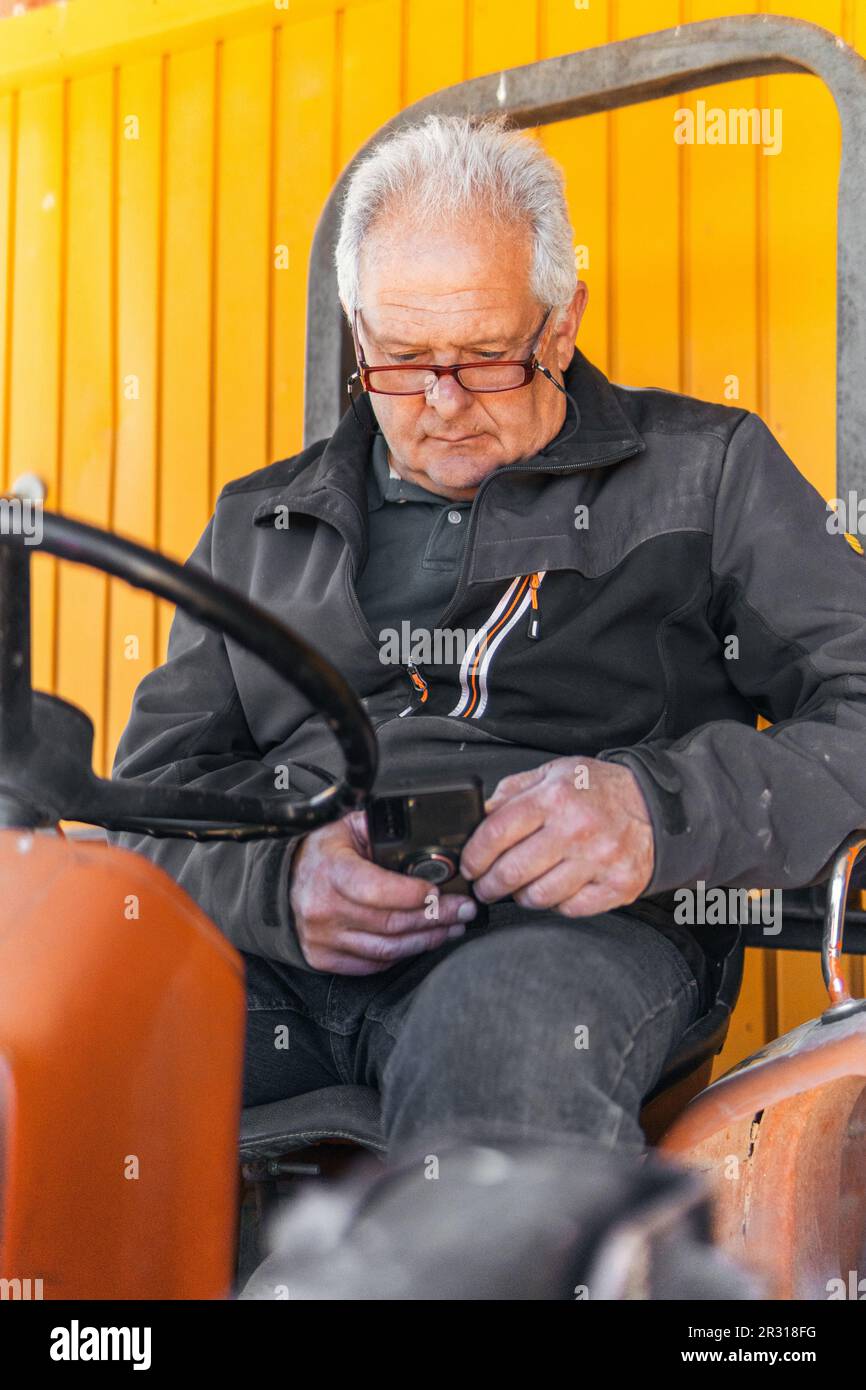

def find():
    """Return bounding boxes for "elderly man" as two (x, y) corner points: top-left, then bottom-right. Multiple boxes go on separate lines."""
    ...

(112, 113), (866, 1172)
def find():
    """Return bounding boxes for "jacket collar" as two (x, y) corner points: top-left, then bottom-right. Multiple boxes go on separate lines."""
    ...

(251, 349), (646, 572)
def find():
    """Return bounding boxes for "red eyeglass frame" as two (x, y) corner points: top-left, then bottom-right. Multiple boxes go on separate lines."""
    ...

(348, 304), (555, 396)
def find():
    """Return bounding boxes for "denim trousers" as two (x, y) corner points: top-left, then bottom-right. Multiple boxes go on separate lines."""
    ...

(240, 904), (703, 1162)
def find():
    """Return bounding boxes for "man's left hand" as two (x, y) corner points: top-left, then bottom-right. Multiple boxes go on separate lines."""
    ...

(459, 757), (655, 917)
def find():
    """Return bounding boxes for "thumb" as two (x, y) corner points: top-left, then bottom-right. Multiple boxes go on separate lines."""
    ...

(345, 809), (371, 856)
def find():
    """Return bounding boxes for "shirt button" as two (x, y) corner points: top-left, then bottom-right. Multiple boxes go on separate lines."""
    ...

(447, 510), (462, 525)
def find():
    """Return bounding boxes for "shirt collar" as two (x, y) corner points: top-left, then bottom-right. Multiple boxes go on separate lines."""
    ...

(368, 431), (473, 511)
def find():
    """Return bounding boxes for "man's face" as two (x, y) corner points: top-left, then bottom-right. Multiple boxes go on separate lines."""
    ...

(350, 214), (588, 501)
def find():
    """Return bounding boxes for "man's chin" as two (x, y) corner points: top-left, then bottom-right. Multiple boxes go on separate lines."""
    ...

(420, 439), (505, 492)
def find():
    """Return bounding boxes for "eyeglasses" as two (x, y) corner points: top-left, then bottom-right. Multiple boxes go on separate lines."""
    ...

(347, 304), (558, 397)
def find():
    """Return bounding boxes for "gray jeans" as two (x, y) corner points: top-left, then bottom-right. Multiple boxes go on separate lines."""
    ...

(240, 906), (703, 1161)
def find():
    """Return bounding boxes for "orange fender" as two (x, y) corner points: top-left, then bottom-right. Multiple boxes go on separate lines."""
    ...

(0, 831), (245, 1300)
(660, 1010), (866, 1299)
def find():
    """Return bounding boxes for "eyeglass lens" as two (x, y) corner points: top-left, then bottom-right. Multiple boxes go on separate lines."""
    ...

(368, 363), (528, 395)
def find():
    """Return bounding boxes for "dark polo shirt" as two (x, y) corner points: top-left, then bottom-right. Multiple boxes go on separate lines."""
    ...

(355, 430), (472, 639)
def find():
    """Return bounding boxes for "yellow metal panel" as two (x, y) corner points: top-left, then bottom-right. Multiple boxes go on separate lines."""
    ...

(681, 0), (760, 412)
(158, 42), (217, 656)
(212, 27), (273, 499)
(777, 949), (860, 1036)
(713, 948), (771, 1078)
(55, 69), (114, 773)
(762, 0), (840, 503)
(9, 82), (64, 693)
(610, 0), (682, 390)
(405, 0), (465, 105)
(0, 0), (333, 95)
(105, 57), (163, 767)
(271, 12), (338, 460)
(540, 0), (612, 374)
(0, 92), (12, 490)
(340, 0), (402, 168)
(470, 0), (538, 74)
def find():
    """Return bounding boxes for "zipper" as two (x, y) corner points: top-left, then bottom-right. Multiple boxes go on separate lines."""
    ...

(339, 440), (641, 719)
(433, 443), (643, 632)
(345, 563), (388, 657)
(526, 571), (542, 640)
(405, 660), (429, 705)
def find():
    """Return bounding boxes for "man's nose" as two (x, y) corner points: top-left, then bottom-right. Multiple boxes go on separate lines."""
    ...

(424, 371), (473, 415)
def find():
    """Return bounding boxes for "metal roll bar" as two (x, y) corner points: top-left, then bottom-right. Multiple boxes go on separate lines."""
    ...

(305, 14), (866, 510)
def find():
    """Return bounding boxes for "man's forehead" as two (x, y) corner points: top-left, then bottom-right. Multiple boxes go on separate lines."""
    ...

(360, 300), (539, 347)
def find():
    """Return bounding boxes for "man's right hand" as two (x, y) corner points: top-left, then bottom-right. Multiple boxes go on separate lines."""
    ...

(289, 810), (478, 975)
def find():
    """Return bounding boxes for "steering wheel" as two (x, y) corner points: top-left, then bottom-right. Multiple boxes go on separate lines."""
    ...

(0, 500), (377, 840)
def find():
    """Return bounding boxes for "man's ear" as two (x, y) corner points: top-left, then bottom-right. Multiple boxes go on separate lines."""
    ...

(554, 283), (588, 371)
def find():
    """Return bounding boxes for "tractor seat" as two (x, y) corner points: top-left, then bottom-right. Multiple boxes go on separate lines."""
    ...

(241, 1083), (386, 1158)
(239, 933), (744, 1161)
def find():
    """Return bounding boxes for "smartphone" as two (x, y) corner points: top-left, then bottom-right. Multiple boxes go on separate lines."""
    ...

(366, 777), (484, 895)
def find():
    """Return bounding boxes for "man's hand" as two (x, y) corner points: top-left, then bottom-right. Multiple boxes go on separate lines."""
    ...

(290, 811), (477, 975)
(459, 757), (654, 917)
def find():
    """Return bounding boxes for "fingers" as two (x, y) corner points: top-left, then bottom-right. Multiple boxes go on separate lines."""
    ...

(511, 859), (593, 911)
(301, 929), (465, 977)
(484, 762), (552, 811)
(302, 916), (471, 974)
(471, 828), (564, 903)
(330, 843), (434, 910)
(292, 813), (481, 974)
(329, 920), (470, 965)
(334, 891), (476, 938)
(555, 881), (627, 918)
(460, 792), (546, 881)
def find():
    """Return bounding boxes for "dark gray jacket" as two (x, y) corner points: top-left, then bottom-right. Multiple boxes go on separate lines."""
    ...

(110, 348), (866, 978)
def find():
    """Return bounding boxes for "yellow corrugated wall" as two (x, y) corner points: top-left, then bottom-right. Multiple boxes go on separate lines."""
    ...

(0, 0), (862, 1074)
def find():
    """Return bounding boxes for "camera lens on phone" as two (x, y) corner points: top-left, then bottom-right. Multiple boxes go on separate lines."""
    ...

(406, 852), (456, 884)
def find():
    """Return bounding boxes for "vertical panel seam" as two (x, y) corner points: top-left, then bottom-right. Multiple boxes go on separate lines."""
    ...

(606, 0), (615, 381)
(265, 23), (279, 469)
(841, 0), (860, 999)
(332, 6), (343, 181)
(208, 41), (222, 510)
(678, 0), (689, 397)
(1, 90), (19, 494)
(52, 77), (70, 696)
(755, 71), (768, 429)
(154, 52), (168, 677)
(101, 64), (121, 776)
(398, 0), (408, 109)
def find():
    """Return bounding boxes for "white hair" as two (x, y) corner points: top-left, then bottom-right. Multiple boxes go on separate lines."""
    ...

(334, 113), (578, 328)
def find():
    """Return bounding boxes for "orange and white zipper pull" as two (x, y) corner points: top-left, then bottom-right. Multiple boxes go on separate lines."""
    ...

(406, 661), (429, 703)
(527, 572), (542, 640)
